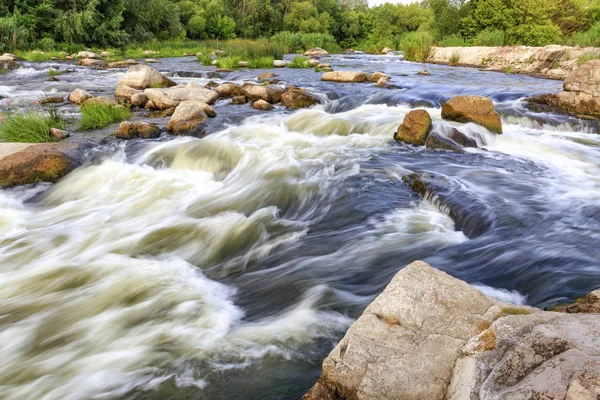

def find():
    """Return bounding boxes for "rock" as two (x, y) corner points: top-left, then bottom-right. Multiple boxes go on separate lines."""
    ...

(77, 58), (107, 67)
(370, 72), (390, 82)
(107, 59), (139, 69)
(144, 87), (218, 110)
(130, 93), (148, 107)
(211, 49), (226, 57)
(115, 84), (141, 103)
(230, 95), (248, 105)
(376, 77), (392, 88)
(258, 71), (275, 80)
(555, 288), (600, 313)
(142, 50), (159, 56)
(448, 128), (477, 147)
(381, 47), (392, 54)
(85, 96), (118, 106)
(211, 60), (218, 66)
(0, 143), (80, 187)
(160, 107), (175, 117)
(317, 63), (331, 69)
(304, 260), (600, 400)
(166, 101), (208, 135)
(40, 96), (64, 104)
(442, 95), (502, 134)
(49, 128), (69, 140)
(273, 60), (286, 68)
(77, 51), (100, 59)
(216, 82), (247, 98)
(252, 99), (274, 110)
(304, 47), (329, 57)
(114, 121), (161, 139)
(117, 64), (176, 90)
(309, 59), (320, 67)
(417, 70), (430, 76)
(145, 59), (160, 63)
(48, 76), (59, 82)
(145, 100), (157, 110)
(205, 80), (219, 88)
(100, 51), (113, 58)
(245, 84), (284, 103)
(0, 53), (18, 61)
(238, 61), (249, 68)
(395, 110), (432, 145)
(1, 60), (20, 70)
(280, 88), (319, 109)
(67, 88), (94, 104)
(66, 56), (73, 60)
(322, 71), (368, 83)
(426, 132), (463, 152)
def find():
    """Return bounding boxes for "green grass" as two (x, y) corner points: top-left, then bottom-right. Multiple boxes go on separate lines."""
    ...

(502, 307), (532, 315)
(247, 57), (274, 69)
(197, 53), (213, 66)
(0, 69), (8, 74)
(79, 102), (130, 130)
(270, 31), (341, 54)
(286, 56), (310, 68)
(438, 34), (469, 47)
(577, 51), (600, 65)
(48, 68), (60, 77)
(473, 29), (505, 46)
(504, 65), (512, 74)
(14, 50), (68, 62)
(571, 22), (600, 47)
(449, 52), (460, 66)
(399, 31), (434, 62)
(0, 108), (64, 143)
(216, 56), (242, 69)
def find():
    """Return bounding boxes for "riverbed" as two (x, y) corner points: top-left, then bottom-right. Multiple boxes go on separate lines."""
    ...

(0, 53), (599, 399)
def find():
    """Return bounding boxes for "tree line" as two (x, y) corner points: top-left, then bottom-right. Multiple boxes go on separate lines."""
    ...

(1, 0), (599, 52)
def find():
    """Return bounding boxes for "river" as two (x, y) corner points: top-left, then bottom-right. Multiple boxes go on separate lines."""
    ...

(0, 53), (599, 399)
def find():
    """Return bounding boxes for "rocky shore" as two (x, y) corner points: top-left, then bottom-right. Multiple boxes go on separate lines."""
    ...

(428, 45), (600, 80)
(304, 261), (600, 400)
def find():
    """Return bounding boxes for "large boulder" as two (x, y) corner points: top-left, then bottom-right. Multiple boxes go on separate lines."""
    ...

(563, 60), (600, 97)
(166, 101), (209, 135)
(216, 82), (247, 98)
(114, 121), (161, 140)
(555, 288), (600, 313)
(144, 87), (219, 110)
(322, 71), (368, 83)
(304, 47), (329, 57)
(244, 84), (284, 103)
(118, 64), (176, 90)
(115, 84), (141, 103)
(67, 88), (93, 104)
(394, 110), (432, 146)
(304, 261), (600, 400)
(0, 143), (80, 187)
(280, 88), (319, 109)
(526, 91), (600, 119)
(441, 95), (502, 134)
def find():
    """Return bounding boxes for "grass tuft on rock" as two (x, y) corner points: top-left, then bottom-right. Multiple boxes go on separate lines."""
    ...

(48, 68), (60, 77)
(79, 102), (131, 131)
(247, 57), (274, 69)
(0, 108), (64, 143)
(502, 307), (531, 315)
(287, 56), (310, 68)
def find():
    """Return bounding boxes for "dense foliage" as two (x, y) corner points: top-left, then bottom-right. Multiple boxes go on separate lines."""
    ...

(1, 0), (600, 54)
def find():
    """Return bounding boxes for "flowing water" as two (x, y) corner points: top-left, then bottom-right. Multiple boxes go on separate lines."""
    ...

(0, 54), (599, 399)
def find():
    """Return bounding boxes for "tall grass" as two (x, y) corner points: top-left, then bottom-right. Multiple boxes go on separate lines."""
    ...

(271, 31), (341, 54)
(79, 102), (130, 130)
(0, 108), (64, 143)
(437, 34), (469, 47)
(216, 56), (242, 69)
(572, 22), (600, 47)
(247, 57), (274, 68)
(14, 50), (68, 62)
(473, 29), (505, 46)
(400, 31), (434, 62)
(577, 51), (600, 65)
(286, 56), (311, 68)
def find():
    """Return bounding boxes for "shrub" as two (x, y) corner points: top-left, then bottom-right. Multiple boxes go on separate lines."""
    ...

(0, 16), (33, 53)
(437, 34), (468, 47)
(0, 108), (64, 143)
(247, 57), (274, 69)
(197, 53), (213, 65)
(572, 22), (600, 47)
(37, 37), (57, 51)
(79, 102), (130, 130)
(473, 29), (505, 46)
(399, 31), (434, 62)
(286, 56), (310, 68)
(271, 31), (339, 53)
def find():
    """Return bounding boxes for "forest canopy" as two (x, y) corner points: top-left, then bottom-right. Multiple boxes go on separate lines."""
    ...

(1, 0), (600, 52)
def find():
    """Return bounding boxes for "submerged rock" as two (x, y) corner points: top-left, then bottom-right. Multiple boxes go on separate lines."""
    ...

(394, 109), (432, 145)
(0, 143), (80, 187)
(442, 95), (503, 133)
(252, 99), (274, 110)
(417, 70), (430, 76)
(322, 71), (368, 83)
(166, 101), (209, 135)
(304, 47), (329, 57)
(370, 72), (390, 82)
(258, 71), (275, 80)
(118, 64), (176, 90)
(67, 88), (93, 105)
(115, 121), (161, 140)
(426, 132), (463, 152)
(304, 260), (600, 400)
(280, 88), (319, 109)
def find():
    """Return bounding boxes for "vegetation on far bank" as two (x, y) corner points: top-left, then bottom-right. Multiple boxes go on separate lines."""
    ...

(2, 0), (600, 64)
(0, 108), (64, 143)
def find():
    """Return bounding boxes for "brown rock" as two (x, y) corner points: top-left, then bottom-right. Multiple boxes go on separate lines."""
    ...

(370, 72), (390, 82)
(280, 88), (319, 109)
(118, 64), (176, 90)
(115, 84), (142, 103)
(395, 110), (432, 145)
(40, 96), (64, 104)
(556, 289), (600, 314)
(321, 71), (368, 83)
(304, 47), (329, 57)
(245, 84), (284, 103)
(67, 89), (94, 105)
(0, 143), (79, 187)
(107, 59), (139, 69)
(77, 58), (107, 67)
(166, 101), (208, 134)
(526, 91), (600, 119)
(114, 121), (161, 139)
(216, 82), (247, 98)
(49, 128), (70, 140)
(252, 99), (274, 110)
(131, 93), (148, 107)
(48, 76), (59, 82)
(161, 107), (176, 117)
(258, 71), (275, 80)
(417, 70), (430, 76)
(144, 87), (219, 110)
(441, 95), (502, 134)
(230, 96), (248, 105)
(563, 59), (600, 97)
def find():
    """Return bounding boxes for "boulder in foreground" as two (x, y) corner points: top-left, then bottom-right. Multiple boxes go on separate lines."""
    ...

(280, 88), (319, 109)
(0, 143), (80, 187)
(114, 121), (161, 140)
(304, 261), (600, 400)
(118, 64), (176, 90)
(395, 109), (432, 146)
(441, 95), (502, 133)
(321, 71), (368, 83)
(166, 101), (209, 135)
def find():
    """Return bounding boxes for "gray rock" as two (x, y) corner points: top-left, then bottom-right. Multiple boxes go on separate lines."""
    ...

(144, 87), (219, 110)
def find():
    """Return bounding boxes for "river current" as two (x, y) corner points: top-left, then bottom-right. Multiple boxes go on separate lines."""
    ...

(0, 53), (599, 399)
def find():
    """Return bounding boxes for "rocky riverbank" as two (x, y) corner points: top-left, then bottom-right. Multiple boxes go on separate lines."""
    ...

(304, 261), (600, 400)
(428, 45), (600, 80)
